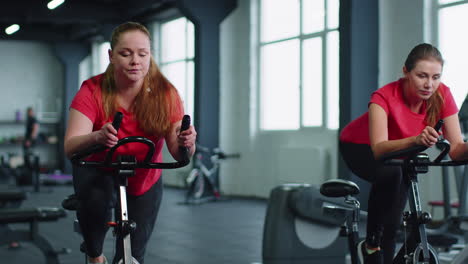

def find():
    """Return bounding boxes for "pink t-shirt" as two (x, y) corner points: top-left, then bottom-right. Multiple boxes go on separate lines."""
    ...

(70, 74), (184, 195)
(340, 79), (458, 145)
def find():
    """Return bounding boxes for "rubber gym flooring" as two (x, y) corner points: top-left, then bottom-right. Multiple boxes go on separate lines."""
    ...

(0, 182), (267, 264)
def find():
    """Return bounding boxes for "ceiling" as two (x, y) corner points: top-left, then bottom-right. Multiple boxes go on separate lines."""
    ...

(0, 0), (179, 42)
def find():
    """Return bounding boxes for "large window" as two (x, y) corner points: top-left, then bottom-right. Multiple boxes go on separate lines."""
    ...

(258, 0), (340, 130)
(437, 0), (468, 108)
(96, 42), (111, 75)
(156, 17), (195, 119)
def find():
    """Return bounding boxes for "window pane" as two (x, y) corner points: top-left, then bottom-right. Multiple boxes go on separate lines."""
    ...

(99, 42), (110, 74)
(187, 21), (195, 59)
(302, 37), (323, 127)
(161, 62), (195, 119)
(302, 0), (324, 34)
(261, 0), (300, 42)
(161, 18), (187, 62)
(326, 31), (339, 129)
(439, 4), (468, 108)
(161, 62), (186, 97)
(186, 61), (195, 119)
(260, 39), (300, 130)
(161, 62), (187, 102)
(327, 0), (339, 29)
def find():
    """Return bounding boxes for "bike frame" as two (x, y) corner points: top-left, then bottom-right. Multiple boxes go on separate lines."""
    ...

(324, 118), (468, 264)
(393, 154), (432, 264)
(194, 152), (220, 178)
(115, 159), (137, 264)
(185, 149), (230, 202)
(71, 113), (191, 264)
(344, 197), (361, 264)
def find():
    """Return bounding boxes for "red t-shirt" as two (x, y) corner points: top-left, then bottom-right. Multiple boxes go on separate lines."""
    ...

(70, 74), (184, 195)
(340, 79), (459, 145)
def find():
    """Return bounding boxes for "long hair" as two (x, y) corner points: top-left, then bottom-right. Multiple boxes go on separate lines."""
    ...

(404, 43), (445, 127)
(101, 22), (180, 136)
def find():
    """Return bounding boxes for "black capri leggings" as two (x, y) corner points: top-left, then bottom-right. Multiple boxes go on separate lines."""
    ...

(340, 142), (410, 264)
(73, 166), (163, 264)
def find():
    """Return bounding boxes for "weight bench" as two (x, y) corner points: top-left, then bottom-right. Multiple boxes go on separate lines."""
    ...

(0, 189), (69, 264)
(0, 189), (27, 208)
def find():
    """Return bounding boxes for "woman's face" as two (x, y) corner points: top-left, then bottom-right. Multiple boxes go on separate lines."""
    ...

(109, 30), (151, 84)
(403, 59), (442, 101)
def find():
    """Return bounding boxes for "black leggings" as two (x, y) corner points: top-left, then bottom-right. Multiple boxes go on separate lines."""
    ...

(73, 166), (163, 264)
(340, 142), (409, 264)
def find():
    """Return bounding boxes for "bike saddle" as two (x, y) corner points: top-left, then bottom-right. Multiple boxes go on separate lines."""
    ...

(320, 179), (360, 198)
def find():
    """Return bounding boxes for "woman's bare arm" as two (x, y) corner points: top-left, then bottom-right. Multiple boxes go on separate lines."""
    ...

(442, 113), (468, 160)
(64, 108), (118, 158)
(369, 103), (439, 159)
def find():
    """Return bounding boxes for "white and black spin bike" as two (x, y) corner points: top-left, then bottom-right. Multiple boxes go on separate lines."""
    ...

(64, 112), (191, 264)
(321, 120), (468, 264)
(184, 145), (240, 204)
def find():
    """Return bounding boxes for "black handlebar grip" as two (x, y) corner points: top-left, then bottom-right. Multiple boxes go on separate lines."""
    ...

(181, 115), (191, 132)
(434, 119), (444, 132)
(179, 115), (191, 161)
(112, 112), (124, 132)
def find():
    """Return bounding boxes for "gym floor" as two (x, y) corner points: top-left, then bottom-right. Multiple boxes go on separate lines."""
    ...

(0, 181), (267, 264)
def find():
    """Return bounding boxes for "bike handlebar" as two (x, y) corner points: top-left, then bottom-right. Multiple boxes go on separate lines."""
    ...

(70, 112), (191, 170)
(194, 144), (240, 160)
(379, 120), (468, 166)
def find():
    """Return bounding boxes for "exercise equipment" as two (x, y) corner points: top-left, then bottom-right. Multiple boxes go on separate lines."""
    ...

(263, 120), (464, 264)
(0, 188), (68, 264)
(262, 183), (367, 264)
(184, 145), (240, 204)
(65, 112), (191, 264)
(321, 124), (468, 264)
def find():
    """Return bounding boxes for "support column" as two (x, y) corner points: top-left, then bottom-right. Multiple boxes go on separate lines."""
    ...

(338, 0), (379, 209)
(52, 43), (89, 173)
(176, 0), (237, 189)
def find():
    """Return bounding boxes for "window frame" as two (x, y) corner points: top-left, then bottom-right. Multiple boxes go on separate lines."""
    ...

(256, 0), (340, 131)
(153, 17), (196, 120)
(433, 0), (468, 108)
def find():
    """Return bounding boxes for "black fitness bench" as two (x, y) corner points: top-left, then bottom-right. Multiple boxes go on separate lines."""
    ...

(0, 188), (69, 264)
(0, 189), (27, 206)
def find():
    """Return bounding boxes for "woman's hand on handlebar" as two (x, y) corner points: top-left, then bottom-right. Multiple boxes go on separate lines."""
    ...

(96, 122), (119, 148)
(415, 126), (440, 147)
(178, 125), (197, 150)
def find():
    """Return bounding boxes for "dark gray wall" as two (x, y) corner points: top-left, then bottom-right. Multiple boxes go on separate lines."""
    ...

(53, 43), (90, 173)
(176, 0), (237, 151)
(176, 0), (237, 188)
(338, 0), (379, 209)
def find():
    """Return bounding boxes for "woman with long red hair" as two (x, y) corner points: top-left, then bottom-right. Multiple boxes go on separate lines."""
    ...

(64, 22), (197, 264)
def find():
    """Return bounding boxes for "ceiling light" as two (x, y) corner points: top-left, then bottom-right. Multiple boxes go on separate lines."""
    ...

(5, 24), (20, 35)
(47, 0), (65, 10)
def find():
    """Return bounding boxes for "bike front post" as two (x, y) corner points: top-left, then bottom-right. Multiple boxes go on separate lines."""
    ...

(115, 158), (137, 264)
(393, 155), (436, 264)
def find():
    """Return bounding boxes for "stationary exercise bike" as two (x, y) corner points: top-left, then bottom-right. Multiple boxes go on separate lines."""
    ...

(184, 145), (240, 204)
(321, 120), (468, 264)
(65, 112), (191, 264)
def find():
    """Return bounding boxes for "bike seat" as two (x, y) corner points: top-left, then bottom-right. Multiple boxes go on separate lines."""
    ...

(320, 179), (360, 198)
